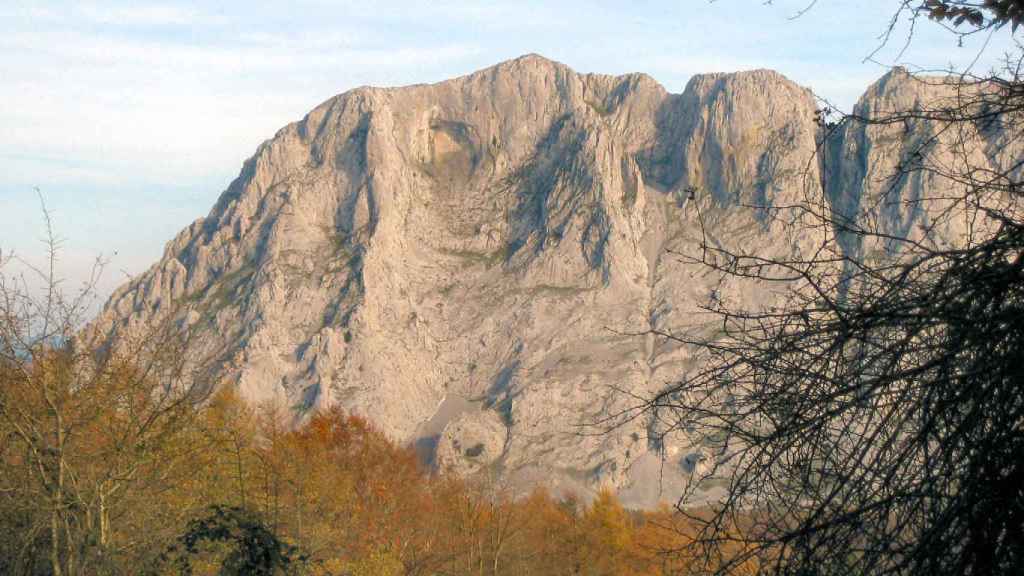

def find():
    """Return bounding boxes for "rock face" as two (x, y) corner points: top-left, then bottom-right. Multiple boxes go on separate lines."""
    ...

(92, 55), (1010, 507)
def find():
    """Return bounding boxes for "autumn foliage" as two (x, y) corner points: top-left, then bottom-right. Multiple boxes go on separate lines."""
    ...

(0, 210), (742, 575)
(0, 372), (748, 576)
(163, 390), (727, 575)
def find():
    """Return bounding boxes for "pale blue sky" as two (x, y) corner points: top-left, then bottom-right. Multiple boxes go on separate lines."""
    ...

(1, 0), (1017, 302)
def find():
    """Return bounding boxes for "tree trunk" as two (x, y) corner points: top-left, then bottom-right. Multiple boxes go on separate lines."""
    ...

(99, 487), (109, 548)
(50, 501), (62, 576)
(50, 413), (65, 576)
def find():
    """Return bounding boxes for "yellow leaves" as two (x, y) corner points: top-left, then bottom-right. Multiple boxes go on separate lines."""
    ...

(584, 487), (633, 547)
(2, 358), (750, 575)
(343, 548), (403, 576)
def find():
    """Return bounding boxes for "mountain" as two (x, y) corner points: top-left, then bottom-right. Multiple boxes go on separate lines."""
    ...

(90, 55), (1002, 507)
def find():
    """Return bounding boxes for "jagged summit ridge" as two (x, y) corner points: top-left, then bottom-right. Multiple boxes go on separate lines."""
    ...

(93, 56), (987, 507)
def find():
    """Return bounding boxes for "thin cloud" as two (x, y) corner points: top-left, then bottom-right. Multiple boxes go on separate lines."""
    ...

(3, 28), (480, 75)
(76, 2), (204, 26)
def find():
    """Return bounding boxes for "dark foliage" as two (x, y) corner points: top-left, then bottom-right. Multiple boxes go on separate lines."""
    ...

(157, 505), (307, 576)
(922, 0), (1024, 31)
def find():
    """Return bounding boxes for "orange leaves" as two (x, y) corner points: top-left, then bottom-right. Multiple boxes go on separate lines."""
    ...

(0, 368), (750, 575)
(187, 401), (756, 575)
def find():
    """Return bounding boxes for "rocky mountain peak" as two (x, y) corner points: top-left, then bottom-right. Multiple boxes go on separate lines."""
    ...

(91, 56), (996, 507)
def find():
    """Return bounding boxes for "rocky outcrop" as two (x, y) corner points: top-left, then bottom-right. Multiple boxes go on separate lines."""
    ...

(91, 55), (1008, 507)
(824, 67), (1013, 259)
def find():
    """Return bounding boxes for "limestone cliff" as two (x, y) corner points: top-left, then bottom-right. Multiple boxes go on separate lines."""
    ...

(91, 55), (1008, 507)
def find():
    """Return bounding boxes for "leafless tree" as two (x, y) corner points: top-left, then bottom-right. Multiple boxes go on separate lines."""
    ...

(0, 194), (203, 575)
(631, 3), (1024, 574)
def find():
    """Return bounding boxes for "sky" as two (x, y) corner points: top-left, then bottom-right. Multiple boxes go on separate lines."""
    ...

(1, 0), (1019, 305)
